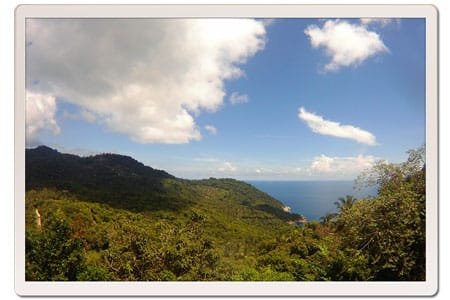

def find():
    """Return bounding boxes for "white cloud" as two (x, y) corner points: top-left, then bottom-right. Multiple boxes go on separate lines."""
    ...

(310, 154), (334, 173)
(261, 19), (275, 26)
(360, 18), (397, 27)
(80, 110), (97, 123)
(254, 167), (275, 174)
(298, 107), (377, 145)
(167, 155), (379, 180)
(63, 109), (96, 123)
(218, 161), (237, 172)
(204, 124), (217, 135)
(193, 157), (219, 163)
(310, 154), (376, 175)
(51, 144), (100, 157)
(229, 92), (249, 105)
(62, 110), (78, 120)
(26, 19), (266, 144)
(26, 92), (60, 146)
(304, 19), (388, 72)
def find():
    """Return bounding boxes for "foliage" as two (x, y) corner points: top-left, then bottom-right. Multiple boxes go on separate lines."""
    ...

(26, 210), (86, 280)
(25, 146), (426, 281)
(334, 195), (358, 212)
(337, 145), (426, 280)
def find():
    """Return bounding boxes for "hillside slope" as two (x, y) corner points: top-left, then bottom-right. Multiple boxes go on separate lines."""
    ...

(26, 146), (298, 219)
(25, 146), (426, 281)
(25, 146), (305, 280)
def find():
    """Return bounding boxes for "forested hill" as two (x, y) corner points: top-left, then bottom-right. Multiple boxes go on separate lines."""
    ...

(26, 145), (300, 219)
(25, 145), (426, 281)
(26, 145), (173, 197)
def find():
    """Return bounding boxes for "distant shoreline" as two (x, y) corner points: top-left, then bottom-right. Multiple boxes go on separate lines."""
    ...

(247, 180), (377, 220)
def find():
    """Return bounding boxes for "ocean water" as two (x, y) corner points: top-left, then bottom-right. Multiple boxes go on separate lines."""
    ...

(247, 181), (378, 221)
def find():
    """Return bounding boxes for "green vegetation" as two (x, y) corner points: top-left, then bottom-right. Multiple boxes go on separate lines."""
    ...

(25, 146), (426, 281)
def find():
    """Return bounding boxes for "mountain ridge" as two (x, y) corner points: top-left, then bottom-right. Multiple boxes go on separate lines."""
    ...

(26, 145), (299, 220)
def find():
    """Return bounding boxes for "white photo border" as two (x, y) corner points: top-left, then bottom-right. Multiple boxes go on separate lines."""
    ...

(14, 4), (439, 296)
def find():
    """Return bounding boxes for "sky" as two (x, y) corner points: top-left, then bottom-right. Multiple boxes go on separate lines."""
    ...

(25, 18), (425, 180)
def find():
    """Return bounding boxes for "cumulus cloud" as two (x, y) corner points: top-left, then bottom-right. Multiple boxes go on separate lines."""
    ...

(204, 125), (217, 135)
(304, 19), (388, 72)
(310, 155), (334, 173)
(26, 19), (266, 143)
(260, 19), (275, 26)
(229, 92), (249, 105)
(360, 18), (397, 27)
(80, 110), (97, 123)
(254, 167), (275, 175)
(310, 154), (376, 175)
(26, 92), (60, 146)
(63, 109), (97, 123)
(298, 107), (376, 145)
(172, 155), (378, 180)
(218, 161), (237, 172)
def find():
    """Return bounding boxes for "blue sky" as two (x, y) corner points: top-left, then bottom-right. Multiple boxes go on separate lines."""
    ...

(26, 18), (425, 180)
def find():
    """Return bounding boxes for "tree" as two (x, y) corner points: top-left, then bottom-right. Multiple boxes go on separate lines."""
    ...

(334, 195), (358, 212)
(320, 213), (337, 225)
(337, 146), (426, 280)
(102, 212), (220, 281)
(26, 211), (86, 281)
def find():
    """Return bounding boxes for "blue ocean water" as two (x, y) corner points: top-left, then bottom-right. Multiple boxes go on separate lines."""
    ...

(247, 181), (378, 220)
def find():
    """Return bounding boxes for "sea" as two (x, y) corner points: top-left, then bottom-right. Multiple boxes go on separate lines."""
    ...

(246, 180), (378, 221)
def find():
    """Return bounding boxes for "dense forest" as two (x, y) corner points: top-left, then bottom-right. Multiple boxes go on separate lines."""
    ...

(25, 146), (425, 281)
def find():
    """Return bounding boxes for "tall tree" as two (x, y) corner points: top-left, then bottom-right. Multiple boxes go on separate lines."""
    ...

(334, 195), (358, 212)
